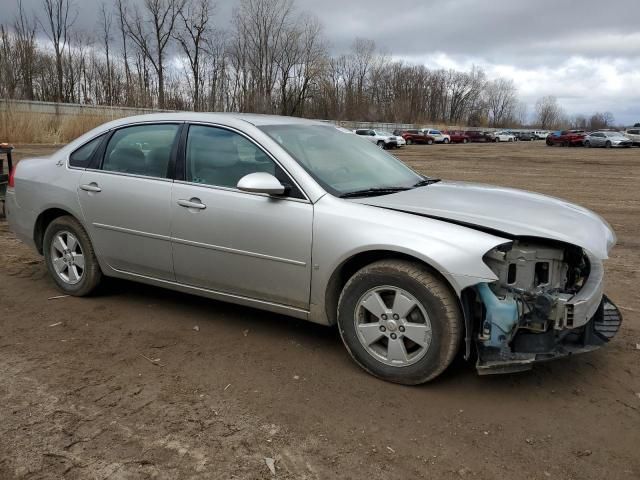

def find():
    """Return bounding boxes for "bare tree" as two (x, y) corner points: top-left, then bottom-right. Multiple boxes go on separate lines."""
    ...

(535, 95), (563, 129)
(39, 0), (76, 102)
(485, 78), (517, 127)
(174, 0), (214, 111)
(123, 0), (186, 108)
(588, 111), (615, 130)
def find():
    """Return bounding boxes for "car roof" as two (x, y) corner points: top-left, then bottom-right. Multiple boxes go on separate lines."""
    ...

(101, 112), (325, 128)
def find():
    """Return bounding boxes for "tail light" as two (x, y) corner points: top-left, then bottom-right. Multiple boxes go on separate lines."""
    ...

(8, 165), (15, 188)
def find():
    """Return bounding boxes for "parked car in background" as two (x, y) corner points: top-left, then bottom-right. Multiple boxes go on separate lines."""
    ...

(623, 128), (640, 146)
(515, 132), (535, 141)
(354, 129), (397, 149)
(420, 129), (450, 144)
(583, 131), (633, 148)
(465, 131), (494, 143)
(532, 131), (549, 140)
(6, 112), (622, 384)
(493, 131), (516, 142)
(546, 130), (586, 147)
(443, 131), (471, 143)
(401, 129), (435, 145)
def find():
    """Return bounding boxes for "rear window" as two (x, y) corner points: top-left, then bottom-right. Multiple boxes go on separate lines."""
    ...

(69, 134), (105, 168)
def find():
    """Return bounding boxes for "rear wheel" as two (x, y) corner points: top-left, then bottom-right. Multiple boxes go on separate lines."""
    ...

(406, 138), (413, 145)
(337, 260), (462, 385)
(427, 139), (433, 145)
(463, 138), (468, 144)
(43, 216), (102, 296)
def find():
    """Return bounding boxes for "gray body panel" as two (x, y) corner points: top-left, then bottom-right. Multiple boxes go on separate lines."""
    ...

(6, 113), (616, 328)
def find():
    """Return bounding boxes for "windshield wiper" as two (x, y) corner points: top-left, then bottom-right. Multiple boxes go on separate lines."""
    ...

(413, 178), (441, 187)
(339, 187), (411, 198)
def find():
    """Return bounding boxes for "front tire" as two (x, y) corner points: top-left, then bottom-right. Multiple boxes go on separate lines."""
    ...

(443, 138), (450, 144)
(376, 140), (385, 149)
(43, 216), (102, 296)
(337, 260), (462, 385)
(427, 139), (433, 145)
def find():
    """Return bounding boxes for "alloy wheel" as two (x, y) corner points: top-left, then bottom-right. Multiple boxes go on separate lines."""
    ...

(50, 230), (85, 285)
(354, 286), (432, 367)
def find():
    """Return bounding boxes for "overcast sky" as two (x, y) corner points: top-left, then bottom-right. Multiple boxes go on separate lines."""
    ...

(6, 0), (640, 124)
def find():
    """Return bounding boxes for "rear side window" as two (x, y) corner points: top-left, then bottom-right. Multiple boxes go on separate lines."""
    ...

(69, 134), (105, 168)
(102, 124), (179, 178)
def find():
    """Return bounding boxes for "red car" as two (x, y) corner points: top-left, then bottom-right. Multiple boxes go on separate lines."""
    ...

(546, 130), (586, 147)
(401, 129), (435, 145)
(464, 131), (495, 142)
(444, 131), (471, 144)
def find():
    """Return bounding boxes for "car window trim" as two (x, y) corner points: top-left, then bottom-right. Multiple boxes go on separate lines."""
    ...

(90, 121), (183, 180)
(177, 121), (311, 203)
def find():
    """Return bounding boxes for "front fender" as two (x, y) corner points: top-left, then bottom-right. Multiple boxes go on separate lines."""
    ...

(309, 195), (509, 324)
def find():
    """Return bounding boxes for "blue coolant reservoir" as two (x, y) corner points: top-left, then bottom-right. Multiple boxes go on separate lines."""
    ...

(476, 283), (519, 348)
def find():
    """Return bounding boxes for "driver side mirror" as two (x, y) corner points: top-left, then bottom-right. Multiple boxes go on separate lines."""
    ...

(237, 172), (286, 196)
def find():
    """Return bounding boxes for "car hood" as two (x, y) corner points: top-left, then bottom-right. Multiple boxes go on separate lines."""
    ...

(352, 181), (615, 259)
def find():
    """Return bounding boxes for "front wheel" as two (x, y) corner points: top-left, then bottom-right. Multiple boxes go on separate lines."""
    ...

(585, 141), (591, 148)
(376, 140), (385, 149)
(463, 138), (469, 144)
(43, 216), (102, 296)
(443, 138), (450, 144)
(427, 139), (433, 145)
(337, 260), (462, 385)
(605, 141), (612, 148)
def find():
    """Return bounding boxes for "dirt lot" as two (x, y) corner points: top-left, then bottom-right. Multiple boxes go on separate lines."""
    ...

(1, 141), (639, 479)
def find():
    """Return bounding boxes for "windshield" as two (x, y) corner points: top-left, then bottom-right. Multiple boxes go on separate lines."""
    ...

(259, 124), (424, 196)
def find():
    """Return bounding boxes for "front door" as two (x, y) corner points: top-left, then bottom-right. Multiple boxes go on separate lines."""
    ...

(170, 124), (313, 309)
(77, 123), (180, 280)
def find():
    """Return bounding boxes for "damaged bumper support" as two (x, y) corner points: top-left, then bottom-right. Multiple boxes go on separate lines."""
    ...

(476, 297), (622, 374)
(474, 241), (622, 374)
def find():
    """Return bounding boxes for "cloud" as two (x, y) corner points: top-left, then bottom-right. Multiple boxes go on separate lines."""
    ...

(4, 0), (640, 123)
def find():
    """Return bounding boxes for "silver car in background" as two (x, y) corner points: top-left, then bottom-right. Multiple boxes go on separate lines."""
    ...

(583, 131), (633, 148)
(6, 113), (622, 384)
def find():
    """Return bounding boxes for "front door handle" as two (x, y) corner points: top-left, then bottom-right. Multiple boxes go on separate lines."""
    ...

(80, 182), (102, 193)
(177, 198), (206, 210)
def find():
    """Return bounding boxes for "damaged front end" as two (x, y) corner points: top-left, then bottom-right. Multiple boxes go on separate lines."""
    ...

(469, 240), (622, 374)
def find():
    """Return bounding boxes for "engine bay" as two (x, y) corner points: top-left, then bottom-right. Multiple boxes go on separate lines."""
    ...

(476, 240), (592, 354)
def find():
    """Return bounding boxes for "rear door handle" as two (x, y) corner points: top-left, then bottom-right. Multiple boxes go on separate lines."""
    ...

(80, 183), (102, 193)
(177, 198), (206, 210)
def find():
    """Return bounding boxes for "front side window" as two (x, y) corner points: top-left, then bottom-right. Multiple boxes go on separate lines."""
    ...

(69, 134), (105, 168)
(259, 124), (424, 197)
(185, 125), (302, 198)
(102, 124), (179, 178)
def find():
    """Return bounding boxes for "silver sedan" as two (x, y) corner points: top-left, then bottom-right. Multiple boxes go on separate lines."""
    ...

(584, 131), (633, 148)
(6, 113), (622, 384)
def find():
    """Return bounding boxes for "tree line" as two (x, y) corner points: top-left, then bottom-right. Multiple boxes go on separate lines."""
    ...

(0, 0), (622, 129)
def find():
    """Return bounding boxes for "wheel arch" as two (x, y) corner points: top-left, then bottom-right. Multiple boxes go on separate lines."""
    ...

(323, 249), (461, 327)
(34, 207), (85, 254)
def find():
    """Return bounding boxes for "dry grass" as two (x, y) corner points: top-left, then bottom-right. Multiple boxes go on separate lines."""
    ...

(0, 110), (118, 144)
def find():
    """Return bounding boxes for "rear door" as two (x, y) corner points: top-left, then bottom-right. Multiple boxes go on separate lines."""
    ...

(77, 123), (181, 280)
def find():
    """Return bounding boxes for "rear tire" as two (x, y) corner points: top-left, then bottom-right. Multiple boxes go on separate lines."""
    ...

(406, 138), (413, 145)
(337, 260), (462, 385)
(43, 216), (102, 296)
(427, 139), (433, 145)
(463, 138), (468, 144)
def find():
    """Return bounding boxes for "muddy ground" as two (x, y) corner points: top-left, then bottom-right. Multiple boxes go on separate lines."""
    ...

(0, 141), (639, 479)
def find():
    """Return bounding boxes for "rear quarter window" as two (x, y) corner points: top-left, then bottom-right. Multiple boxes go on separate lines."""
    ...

(69, 134), (105, 168)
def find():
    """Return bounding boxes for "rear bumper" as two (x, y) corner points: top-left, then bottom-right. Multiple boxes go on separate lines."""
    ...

(476, 296), (622, 375)
(5, 190), (37, 249)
